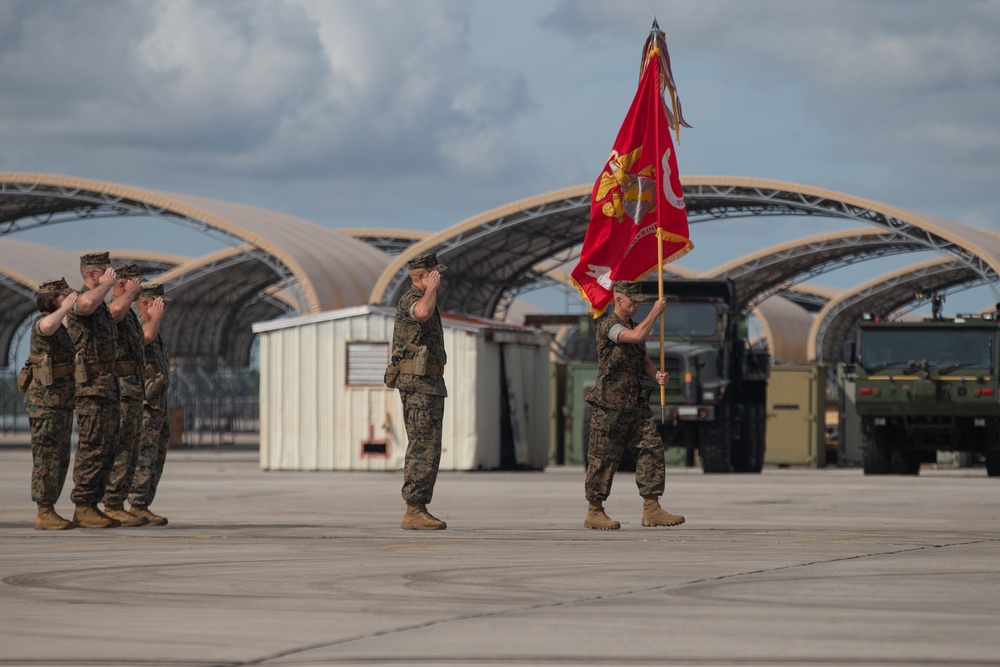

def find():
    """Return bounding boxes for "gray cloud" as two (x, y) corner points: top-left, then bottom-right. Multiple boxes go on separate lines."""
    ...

(542, 0), (1000, 226)
(0, 0), (538, 205)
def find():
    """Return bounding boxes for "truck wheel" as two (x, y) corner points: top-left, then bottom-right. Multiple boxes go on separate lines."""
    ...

(731, 403), (766, 473)
(985, 450), (1000, 477)
(699, 404), (733, 473)
(890, 449), (921, 475)
(862, 420), (891, 475)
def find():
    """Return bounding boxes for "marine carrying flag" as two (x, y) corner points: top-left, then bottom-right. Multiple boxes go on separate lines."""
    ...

(571, 23), (693, 315)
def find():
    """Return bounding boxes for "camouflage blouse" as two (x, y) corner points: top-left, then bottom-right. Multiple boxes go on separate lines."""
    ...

(116, 308), (146, 401)
(391, 286), (447, 397)
(24, 317), (75, 414)
(586, 311), (650, 412)
(65, 285), (119, 399)
(139, 314), (170, 409)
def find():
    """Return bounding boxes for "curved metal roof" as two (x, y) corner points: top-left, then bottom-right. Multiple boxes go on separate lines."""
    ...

(703, 227), (926, 308)
(339, 228), (428, 256)
(0, 172), (392, 314)
(370, 177), (1000, 318)
(752, 296), (815, 364)
(151, 245), (297, 367)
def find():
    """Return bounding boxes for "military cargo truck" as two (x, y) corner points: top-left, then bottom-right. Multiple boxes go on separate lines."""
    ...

(847, 315), (1000, 476)
(636, 279), (770, 473)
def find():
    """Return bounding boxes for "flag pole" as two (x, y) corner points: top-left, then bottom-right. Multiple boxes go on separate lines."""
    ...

(657, 230), (666, 423)
(650, 19), (667, 424)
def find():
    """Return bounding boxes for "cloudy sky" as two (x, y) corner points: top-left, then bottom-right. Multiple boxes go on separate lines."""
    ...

(3, 0), (998, 309)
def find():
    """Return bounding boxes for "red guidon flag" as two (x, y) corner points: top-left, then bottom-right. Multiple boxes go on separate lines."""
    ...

(572, 23), (693, 315)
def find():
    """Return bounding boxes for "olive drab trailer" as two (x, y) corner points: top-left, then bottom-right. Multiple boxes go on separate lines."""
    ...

(637, 279), (770, 473)
(845, 315), (1000, 476)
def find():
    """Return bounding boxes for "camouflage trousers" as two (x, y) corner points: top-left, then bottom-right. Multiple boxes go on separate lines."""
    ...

(129, 404), (170, 507)
(70, 396), (121, 505)
(28, 407), (74, 505)
(103, 396), (144, 508)
(585, 405), (666, 503)
(400, 391), (444, 505)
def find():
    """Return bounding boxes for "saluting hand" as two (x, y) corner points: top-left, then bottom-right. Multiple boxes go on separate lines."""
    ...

(149, 297), (166, 320)
(98, 267), (117, 286)
(59, 292), (78, 313)
(124, 278), (143, 299)
(424, 269), (442, 292)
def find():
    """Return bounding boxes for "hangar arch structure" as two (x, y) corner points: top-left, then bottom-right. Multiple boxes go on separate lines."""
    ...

(370, 177), (1000, 322)
(0, 173), (392, 319)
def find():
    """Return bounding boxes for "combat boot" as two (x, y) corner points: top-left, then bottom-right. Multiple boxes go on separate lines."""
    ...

(129, 505), (168, 526)
(35, 504), (74, 531)
(401, 503), (447, 530)
(641, 495), (685, 527)
(584, 501), (620, 529)
(73, 503), (119, 529)
(103, 505), (148, 527)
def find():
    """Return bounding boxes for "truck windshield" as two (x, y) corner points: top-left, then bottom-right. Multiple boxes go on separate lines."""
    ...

(635, 303), (719, 336)
(859, 329), (995, 373)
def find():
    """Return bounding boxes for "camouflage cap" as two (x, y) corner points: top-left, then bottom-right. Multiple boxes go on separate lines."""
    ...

(37, 277), (73, 297)
(406, 253), (447, 272)
(613, 281), (646, 302)
(115, 263), (143, 280)
(80, 251), (112, 268)
(140, 283), (172, 301)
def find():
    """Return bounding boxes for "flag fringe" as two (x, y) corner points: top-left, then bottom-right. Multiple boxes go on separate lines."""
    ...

(572, 236), (695, 319)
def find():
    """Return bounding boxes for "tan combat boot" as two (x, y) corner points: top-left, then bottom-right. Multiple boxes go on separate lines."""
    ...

(401, 503), (447, 530)
(129, 505), (168, 526)
(73, 504), (119, 529)
(584, 501), (621, 529)
(641, 495), (685, 527)
(35, 504), (74, 531)
(103, 506), (148, 527)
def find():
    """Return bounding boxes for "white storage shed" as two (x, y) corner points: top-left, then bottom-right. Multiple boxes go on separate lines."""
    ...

(252, 305), (552, 472)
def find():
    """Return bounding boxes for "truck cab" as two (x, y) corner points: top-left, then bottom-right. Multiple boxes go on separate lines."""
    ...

(849, 315), (1000, 476)
(636, 279), (770, 473)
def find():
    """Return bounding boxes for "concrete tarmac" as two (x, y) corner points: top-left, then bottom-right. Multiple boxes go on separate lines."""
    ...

(1, 446), (998, 667)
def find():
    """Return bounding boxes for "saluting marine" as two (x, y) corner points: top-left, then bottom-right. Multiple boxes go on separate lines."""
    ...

(389, 253), (449, 530)
(128, 283), (171, 525)
(101, 264), (148, 526)
(21, 278), (78, 530)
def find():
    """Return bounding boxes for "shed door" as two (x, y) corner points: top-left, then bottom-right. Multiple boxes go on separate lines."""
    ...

(501, 344), (530, 466)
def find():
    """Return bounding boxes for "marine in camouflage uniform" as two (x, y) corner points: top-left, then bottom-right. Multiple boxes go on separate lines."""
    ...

(64, 252), (125, 528)
(23, 278), (78, 530)
(391, 253), (448, 530)
(128, 283), (171, 526)
(583, 281), (685, 530)
(102, 264), (148, 526)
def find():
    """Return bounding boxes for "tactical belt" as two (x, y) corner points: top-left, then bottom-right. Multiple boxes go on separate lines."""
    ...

(31, 364), (74, 381)
(114, 361), (139, 377)
(398, 359), (444, 376)
(85, 361), (116, 375)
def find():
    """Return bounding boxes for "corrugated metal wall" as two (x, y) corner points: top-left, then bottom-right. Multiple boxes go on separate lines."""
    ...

(258, 309), (550, 472)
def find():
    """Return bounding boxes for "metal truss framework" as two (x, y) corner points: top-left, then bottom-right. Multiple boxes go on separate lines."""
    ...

(704, 228), (928, 309)
(0, 181), (302, 295)
(153, 246), (297, 367)
(376, 192), (591, 316)
(374, 179), (1000, 325)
